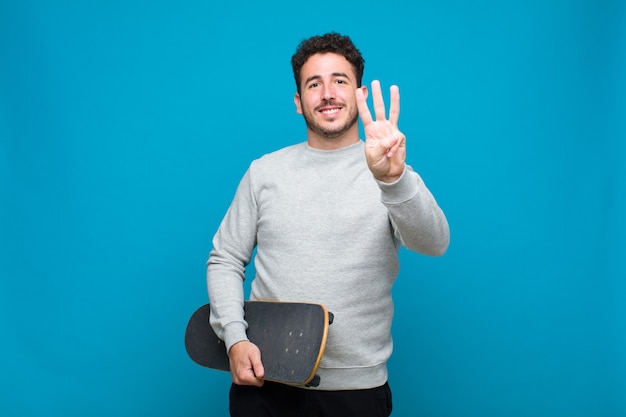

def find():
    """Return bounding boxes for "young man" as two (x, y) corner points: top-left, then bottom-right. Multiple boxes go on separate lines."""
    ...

(206, 32), (450, 417)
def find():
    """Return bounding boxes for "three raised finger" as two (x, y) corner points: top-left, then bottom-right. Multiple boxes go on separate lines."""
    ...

(357, 80), (400, 127)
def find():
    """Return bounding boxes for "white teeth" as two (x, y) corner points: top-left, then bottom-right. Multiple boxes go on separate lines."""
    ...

(321, 108), (340, 114)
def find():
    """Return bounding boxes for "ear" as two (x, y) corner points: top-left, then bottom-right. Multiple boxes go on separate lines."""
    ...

(294, 93), (303, 114)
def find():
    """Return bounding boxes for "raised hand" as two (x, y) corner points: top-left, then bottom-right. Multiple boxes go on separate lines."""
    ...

(356, 80), (406, 183)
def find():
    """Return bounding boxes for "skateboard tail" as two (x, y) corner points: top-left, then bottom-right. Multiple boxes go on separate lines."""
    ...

(305, 306), (330, 387)
(262, 305), (330, 388)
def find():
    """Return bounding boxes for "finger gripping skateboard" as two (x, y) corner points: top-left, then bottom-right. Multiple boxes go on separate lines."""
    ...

(185, 301), (332, 387)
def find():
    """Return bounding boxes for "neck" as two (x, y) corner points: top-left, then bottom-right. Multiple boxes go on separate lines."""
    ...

(306, 125), (360, 150)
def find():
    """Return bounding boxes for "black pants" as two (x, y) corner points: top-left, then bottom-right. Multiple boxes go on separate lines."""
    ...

(229, 381), (392, 417)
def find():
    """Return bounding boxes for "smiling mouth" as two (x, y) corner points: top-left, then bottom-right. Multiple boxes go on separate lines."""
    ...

(318, 106), (342, 116)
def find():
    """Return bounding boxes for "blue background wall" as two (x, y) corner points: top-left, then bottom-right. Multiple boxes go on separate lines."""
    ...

(1, 1), (624, 415)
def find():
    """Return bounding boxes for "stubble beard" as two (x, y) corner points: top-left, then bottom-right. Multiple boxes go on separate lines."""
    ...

(303, 103), (359, 140)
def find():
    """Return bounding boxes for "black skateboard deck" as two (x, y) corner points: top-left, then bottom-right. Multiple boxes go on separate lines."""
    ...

(185, 301), (332, 387)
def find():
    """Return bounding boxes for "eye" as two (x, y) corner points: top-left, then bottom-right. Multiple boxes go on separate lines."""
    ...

(308, 82), (320, 89)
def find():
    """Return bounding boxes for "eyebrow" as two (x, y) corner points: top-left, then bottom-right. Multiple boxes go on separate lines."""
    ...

(304, 72), (351, 85)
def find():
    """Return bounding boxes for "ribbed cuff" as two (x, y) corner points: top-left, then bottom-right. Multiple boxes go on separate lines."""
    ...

(223, 321), (249, 352)
(377, 165), (420, 205)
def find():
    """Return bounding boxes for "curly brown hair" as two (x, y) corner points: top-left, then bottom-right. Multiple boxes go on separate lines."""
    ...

(291, 32), (365, 95)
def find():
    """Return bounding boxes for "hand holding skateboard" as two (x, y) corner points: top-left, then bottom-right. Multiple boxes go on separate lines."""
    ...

(229, 340), (265, 386)
(185, 301), (333, 387)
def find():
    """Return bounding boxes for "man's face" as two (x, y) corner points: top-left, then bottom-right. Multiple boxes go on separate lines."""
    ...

(294, 53), (364, 141)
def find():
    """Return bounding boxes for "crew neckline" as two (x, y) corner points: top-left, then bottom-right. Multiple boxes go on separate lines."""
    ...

(303, 140), (363, 156)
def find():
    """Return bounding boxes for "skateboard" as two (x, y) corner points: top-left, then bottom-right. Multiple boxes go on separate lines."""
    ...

(185, 301), (333, 387)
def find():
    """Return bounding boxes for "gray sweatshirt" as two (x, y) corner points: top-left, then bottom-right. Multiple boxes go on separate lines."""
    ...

(207, 140), (449, 390)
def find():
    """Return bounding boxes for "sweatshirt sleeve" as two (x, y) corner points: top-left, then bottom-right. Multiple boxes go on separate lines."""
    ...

(206, 168), (258, 351)
(376, 164), (450, 256)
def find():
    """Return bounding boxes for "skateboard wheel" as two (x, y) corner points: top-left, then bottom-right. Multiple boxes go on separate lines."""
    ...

(306, 374), (321, 387)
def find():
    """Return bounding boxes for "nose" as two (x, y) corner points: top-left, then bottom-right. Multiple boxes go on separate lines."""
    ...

(322, 83), (335, 101)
